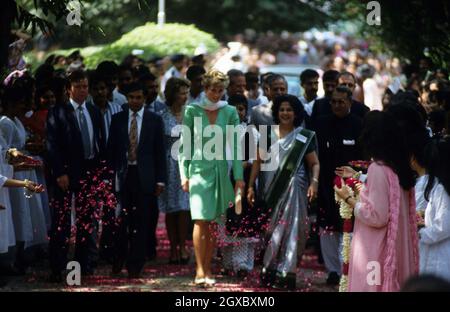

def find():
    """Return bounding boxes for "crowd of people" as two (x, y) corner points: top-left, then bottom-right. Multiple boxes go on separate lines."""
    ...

(1, 28), (450, 291)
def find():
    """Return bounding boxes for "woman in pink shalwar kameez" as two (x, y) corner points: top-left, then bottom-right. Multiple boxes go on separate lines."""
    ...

(335, 111), (419, 292)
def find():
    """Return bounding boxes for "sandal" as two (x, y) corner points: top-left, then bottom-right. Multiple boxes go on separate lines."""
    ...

(194, 277), (205, 286)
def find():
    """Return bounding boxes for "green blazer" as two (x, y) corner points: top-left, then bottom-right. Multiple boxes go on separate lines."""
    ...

(179, 104), (244, 221)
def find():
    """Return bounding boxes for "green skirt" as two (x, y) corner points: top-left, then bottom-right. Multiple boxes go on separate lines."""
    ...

(189, 160), (234, 223)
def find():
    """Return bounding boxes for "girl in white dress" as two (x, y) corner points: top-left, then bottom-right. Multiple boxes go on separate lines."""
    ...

(0, 133), (15, 254)
(1, 80), (48, 273)
(411, 133), (450, 282)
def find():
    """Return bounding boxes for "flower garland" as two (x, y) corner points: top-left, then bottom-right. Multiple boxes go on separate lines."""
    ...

(334, 177), (359, 292)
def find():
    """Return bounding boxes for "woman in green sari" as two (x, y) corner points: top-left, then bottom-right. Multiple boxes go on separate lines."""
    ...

(247, 94), (320, 289)
(179, 70), (244, 286)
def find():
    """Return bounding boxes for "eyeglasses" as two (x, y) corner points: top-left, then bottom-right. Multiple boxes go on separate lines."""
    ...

(339, 83), (355, 88)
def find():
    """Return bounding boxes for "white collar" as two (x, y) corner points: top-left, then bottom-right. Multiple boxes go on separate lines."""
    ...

(70, 98), (87, 111)
(129, 106), (145, 118)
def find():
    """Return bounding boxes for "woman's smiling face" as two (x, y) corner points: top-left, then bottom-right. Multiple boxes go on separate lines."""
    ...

(204, 84), (225, 103)
(278, 101), (295, 126)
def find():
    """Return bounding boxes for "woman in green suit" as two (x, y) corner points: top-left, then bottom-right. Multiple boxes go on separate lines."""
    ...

(179, 70), (244, 286)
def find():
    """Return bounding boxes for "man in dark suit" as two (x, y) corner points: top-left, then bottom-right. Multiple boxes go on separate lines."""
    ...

(309, 70), (369, 130)
(108, 82), (166, 278)
(315, 86), (364, 285)
(46, 70), (106, 282)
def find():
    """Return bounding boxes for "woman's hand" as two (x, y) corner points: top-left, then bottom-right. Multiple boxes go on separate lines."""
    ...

(247, 187), (255, 207)
(24, 180), (45, 193)
(417, 210), (425, 229)
(307, 181), (318, 202)
(333, 178), (351, 200)
(181, 178), (189, 193)
(335, 166), (357, 179)
(235, 180), (245, 194)
(56, 175), (70, 192)
(354, 182), (364, 196)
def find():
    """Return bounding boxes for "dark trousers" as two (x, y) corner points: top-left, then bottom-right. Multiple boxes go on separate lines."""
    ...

(99, 193), (119, 263)
(49, 160), (99, 274)
(114, 166), (158, 274)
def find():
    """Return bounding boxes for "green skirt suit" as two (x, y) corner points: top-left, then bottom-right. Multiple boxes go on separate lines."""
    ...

(179, 104), (243, 222)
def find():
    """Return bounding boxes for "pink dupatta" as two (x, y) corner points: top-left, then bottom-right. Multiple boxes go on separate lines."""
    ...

(382, 167), (419, 291)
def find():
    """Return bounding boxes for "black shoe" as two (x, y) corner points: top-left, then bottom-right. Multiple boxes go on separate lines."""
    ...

(179, 256), (190, 265)
(326, 272), (340, 286)
(237, 269), (249, 278)
(112, 261), (124, 275)
(260, 268), (276, 287)
(272, 272), (297, 290)
(48, 272), (63, 283)
(220, 268), (232, 276)
(128, 271), (142, 279)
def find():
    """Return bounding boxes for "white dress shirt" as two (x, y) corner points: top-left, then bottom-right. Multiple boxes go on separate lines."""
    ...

(113, 88), (127, 107)
(70, 98), (94, 159)
(161, 66), (183, 93)
(127, 107), (165, 187)
(299, 95), (316, 117)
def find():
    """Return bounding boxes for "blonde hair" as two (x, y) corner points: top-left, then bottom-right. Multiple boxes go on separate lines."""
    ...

(202, 69), (229, 89)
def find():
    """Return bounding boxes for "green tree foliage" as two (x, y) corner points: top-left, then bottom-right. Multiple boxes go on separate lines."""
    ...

(25, 23), (220, 69)
(18, 0), (332, 48)
(327, 0), (450, 68)
(165, 0), (330, 40)
(48, 0), (155, 47)
(1, 0), (74, 74)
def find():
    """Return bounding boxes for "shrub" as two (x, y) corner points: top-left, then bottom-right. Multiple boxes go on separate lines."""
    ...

(25, 23), (220, 70)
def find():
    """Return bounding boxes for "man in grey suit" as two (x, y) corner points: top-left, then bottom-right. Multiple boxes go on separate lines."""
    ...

(249, 74), (288, 129)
